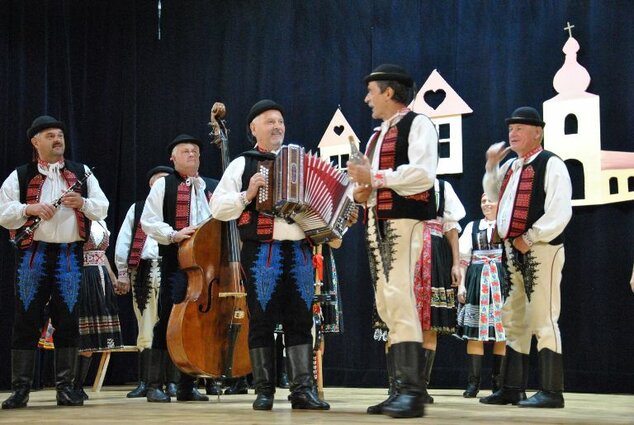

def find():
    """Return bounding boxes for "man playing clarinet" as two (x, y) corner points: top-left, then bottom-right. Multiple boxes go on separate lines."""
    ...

(0, 115), (108, 409)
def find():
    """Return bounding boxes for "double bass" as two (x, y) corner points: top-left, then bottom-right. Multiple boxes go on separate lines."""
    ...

(166, 103), (251, 379)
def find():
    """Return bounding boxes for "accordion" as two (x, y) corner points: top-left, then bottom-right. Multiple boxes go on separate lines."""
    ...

(256, 144), (356, 244)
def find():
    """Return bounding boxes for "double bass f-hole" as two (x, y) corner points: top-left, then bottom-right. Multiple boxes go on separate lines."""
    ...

(198, 277), (218, 314)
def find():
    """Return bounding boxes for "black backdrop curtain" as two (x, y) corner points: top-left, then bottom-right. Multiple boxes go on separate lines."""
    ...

(1, 0), (632, 393)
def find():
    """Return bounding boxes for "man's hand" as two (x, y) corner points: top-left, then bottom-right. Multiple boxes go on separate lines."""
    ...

(347, 156), (372, 186)
(25, 202), (57, 220)
(512, 237), (530, 254)
(485, 141), (512, 172)
(457, 283), (467, 304)
(245, 172), (267, 202)
(173, 226), (197, 243)
(60, 191), (85, 209)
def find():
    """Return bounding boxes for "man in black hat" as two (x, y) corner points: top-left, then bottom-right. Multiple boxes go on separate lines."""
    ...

(0, 115), (109, 409)
(140, 135), (217, 403)
(114, 165), (173, 399)
(210, 99), (330, 411)
(479, 106), (572, 408)
(347, 64), (439, 418)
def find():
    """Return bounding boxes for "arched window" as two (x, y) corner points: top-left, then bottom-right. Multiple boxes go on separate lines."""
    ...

(564, 114), (578, 135)
(609, 177), (619, 194)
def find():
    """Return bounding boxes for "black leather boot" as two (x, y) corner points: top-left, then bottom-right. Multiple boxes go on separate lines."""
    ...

(164, 353), (180, 397)
(250, 347), (276, 410)
(224, 376), (249, 395)
(177, 373), (209, 401)
(275, 337), (290, 389)
(55, 347), (84, 406)
(286, 344), (329, 410)
(367, 348), (397, 414)
(127, 349), (149, 398)
(421, 348), (435, 404)
(73, 355), (92, 400)
(480, 347), (527, 405)
(381, 342), (425, 418)
(463, 354), (482, 398)
(518, 349), (564, 408)
(146, 349), (170, 402)
(491, 354), (505, 393)
(2, 350), (36, 409)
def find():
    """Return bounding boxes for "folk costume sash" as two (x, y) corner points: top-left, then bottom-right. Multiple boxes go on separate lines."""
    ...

(470, 250), (505, 341)
(12, 160), (89, 250)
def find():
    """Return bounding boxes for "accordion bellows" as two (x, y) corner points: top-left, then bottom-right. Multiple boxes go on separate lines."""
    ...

(256, 144), (355, 244)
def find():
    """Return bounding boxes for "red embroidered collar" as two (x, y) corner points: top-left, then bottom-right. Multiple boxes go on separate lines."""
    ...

(521, 146), (543, 161)
(37, 159), (65, 169)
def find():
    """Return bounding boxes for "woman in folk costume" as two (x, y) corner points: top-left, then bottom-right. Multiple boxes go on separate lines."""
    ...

(456, 193), (507, 398)
(416, 178), (465, 403)
(74, 220), (124, 399)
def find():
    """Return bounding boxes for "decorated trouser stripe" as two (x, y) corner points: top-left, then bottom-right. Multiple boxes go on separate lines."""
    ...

(131, 258), (161, 349)
(366, 209), (423, 345)
(502, 241), (564, 354)
(13, 241), (83, 349)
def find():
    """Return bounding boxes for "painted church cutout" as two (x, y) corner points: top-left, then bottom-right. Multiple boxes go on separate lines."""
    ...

(317, 107), (361, 170)
(543, 23), (634, 206)
(410, 69), (473, 175)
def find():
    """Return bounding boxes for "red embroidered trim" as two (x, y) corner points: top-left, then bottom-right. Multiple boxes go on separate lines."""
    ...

(61, 168), (87, 241)
(499, 162), (536, 238)
(238, 211), (251, 226)
(175, 182), (191, 230)
(256, 214), (274, 236)
(128, 222), (147, 268)
(404, 192), (430, 202)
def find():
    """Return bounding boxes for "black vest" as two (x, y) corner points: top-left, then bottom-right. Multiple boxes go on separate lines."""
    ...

(237, 150), (276, 241)
(16, 159), (91, 242)
(374, 112), (437, 221)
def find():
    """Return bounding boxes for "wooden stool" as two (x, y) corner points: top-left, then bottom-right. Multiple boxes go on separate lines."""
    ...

(92, 346), (139, 392)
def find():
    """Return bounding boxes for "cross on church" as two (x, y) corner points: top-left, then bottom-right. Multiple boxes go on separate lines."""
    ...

(564, 21), (575, 37)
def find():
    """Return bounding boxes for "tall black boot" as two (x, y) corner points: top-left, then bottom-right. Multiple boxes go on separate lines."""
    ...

(176, 373), (209, 401)
(2, 350), (36, 409)
(480, 347), (527, 405)
(421, 348), (435, 404)
(164, 353), (180, 397)
(55, 347), (84, 406)
(73, 355), (93, 401)
(275, 337), (290, 389)
(518, 349), (564, 408)
(381, 342), (425, 418)
(286, 344), (329, 410)
(463, 354), (482, 398)
(367, 348), (397, 414)
(224, 376), (249, 395)
(127, 349), (149, 398)
(146, 349), (170, 402)
(250, 347), (276, 410)
(491, 354), (505, 393)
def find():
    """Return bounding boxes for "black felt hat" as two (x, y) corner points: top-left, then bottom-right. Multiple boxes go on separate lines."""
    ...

(166, 134), (204, 154)
(246, 99), (284, 125)
(27, 115), (65, 140)
(364, 64), (414, 88)
(145, 165), (174, 182)
(505, 107), (545, 128)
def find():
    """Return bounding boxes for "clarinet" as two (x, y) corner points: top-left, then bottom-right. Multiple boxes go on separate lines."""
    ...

(11, 167), (95, 247)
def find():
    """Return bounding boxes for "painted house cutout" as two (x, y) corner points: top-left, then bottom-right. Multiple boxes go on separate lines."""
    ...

(410, 69), (473, 175)
(317, 107), (361, 170)
(543, 25), (634, 206)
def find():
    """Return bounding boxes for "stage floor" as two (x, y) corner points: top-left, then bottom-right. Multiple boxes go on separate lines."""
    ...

(0, 387), (632, 424)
